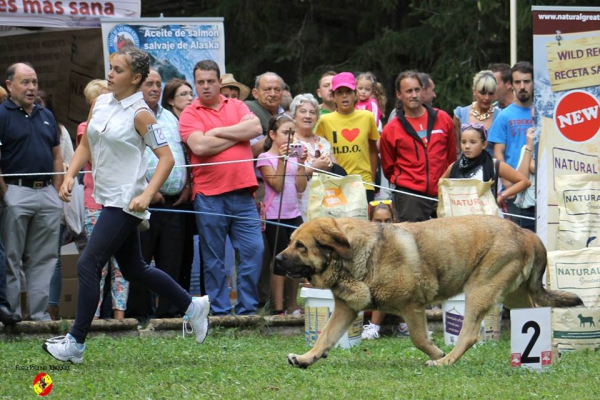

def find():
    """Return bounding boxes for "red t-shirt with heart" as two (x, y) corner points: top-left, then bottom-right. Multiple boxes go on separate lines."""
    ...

(315, 109), (379, 190)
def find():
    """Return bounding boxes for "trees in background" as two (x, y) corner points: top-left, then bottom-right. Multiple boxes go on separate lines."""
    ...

(143, 0), (597, 115)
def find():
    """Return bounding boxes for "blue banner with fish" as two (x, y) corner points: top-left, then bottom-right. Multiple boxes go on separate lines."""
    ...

(101, 17), (225, 90)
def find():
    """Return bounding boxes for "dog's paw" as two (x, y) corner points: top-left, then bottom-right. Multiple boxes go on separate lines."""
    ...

(426, 354), (450, 367)
(287, 353), (309, 369)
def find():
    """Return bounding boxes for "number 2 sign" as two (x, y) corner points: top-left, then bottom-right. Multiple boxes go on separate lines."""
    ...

(511, 308), (553, 369)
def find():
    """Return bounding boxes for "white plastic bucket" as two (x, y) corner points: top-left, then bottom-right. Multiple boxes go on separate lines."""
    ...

(442, 293), (502, 346)
(300, 287), (363, 349)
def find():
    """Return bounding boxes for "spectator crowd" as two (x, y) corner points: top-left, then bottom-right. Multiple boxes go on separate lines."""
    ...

(0, 53), (535, 332)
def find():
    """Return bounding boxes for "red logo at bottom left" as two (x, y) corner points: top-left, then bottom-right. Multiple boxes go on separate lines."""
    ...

(33, 372), (53, 397)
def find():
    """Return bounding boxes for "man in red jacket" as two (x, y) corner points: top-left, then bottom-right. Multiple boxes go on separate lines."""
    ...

(380, 70), (456, 222)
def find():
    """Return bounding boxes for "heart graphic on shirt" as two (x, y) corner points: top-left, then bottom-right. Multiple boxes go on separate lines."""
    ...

(341, 128), (360, 142)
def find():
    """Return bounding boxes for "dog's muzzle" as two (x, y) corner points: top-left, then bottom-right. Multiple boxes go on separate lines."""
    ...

(275, 252), (313, 279)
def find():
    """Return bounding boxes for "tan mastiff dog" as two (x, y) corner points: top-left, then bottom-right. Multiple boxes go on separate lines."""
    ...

(275, 215), (583, 368)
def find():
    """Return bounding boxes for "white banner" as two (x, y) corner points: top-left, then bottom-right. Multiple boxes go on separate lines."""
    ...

(101, 18), (225, 88)
(532, 6), (600, 250)
(0, 1), (139, 28)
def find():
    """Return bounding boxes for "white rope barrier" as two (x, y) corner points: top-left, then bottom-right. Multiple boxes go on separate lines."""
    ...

(1, 154), (536, 221)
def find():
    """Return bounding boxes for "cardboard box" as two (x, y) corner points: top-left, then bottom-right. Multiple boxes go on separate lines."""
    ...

(60, 242), (79, 279)
(59, 278), (79, 319)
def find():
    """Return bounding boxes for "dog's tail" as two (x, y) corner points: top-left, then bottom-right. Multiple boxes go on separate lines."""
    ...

(528, 237), (584, 308)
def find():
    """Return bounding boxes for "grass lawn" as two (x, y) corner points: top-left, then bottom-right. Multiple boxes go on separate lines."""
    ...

(1, 329), (599, 399)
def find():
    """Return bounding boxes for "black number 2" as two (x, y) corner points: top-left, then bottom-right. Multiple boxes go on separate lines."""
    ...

(521, 321), (541, 364)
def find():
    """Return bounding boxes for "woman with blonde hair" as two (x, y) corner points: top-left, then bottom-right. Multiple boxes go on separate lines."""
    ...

(453, 70), (499, 156)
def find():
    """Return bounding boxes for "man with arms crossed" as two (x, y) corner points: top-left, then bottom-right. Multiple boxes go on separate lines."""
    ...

(179, 60), (264, 316)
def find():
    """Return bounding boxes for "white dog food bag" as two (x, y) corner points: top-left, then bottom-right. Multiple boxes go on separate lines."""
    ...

(555, 174), (600, 250)
(307, 174), (368, 220)
(547, 247), (600, 352)
(437, 178), (500, 218)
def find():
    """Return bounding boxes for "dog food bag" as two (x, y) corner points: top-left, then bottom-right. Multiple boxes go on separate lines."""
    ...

(547, 247), (600, 352)
(437, 178), (500, 218)
(555, 174), (600, 250)
(552, 308), (600, 353)
(307, 174), (368, 220)
(547, 247), (600, 307)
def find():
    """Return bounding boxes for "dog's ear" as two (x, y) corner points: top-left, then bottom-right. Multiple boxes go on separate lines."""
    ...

(314, 221), (353, 260)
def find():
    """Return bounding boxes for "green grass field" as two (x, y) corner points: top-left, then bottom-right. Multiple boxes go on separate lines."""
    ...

(1, 329), (599, 399)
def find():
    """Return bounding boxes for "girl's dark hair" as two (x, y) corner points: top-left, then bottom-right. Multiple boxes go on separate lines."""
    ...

(264, 114), (294, 152)
(161, 78), (193, 115)
(116, 46), (150, 88)
(368, 202), (395, 222)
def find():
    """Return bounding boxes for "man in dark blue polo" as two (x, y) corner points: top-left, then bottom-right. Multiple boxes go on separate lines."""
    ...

(0, 62), (63, 321)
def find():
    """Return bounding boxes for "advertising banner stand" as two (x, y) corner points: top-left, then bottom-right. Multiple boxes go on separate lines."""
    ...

(101, 17), (225, 89)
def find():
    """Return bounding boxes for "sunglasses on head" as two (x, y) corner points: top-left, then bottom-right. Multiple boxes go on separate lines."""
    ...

(369, 200), (392, 207)
(461, 123), (488, 139)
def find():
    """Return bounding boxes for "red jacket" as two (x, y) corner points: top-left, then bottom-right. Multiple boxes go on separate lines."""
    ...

(380, 105), (456, 197)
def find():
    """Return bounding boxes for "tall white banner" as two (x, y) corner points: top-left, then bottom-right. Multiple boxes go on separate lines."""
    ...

(532, 6), (600, 251)
(101, 18), (225, 89)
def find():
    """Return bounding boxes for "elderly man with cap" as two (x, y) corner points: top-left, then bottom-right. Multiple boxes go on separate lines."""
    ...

(220, 73), (250, 101)
(315, 72), (379, 202)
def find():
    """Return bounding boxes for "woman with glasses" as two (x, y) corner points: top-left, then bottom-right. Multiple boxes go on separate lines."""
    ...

(162, 78), (193, 119)
(453, 70), (499, 156)
(441, 123), (529, 206)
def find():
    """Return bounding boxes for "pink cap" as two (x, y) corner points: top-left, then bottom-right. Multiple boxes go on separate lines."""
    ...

(332, 72), (356, 91)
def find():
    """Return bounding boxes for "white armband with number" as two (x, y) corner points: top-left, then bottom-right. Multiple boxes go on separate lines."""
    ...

(144, 124), (168, 149)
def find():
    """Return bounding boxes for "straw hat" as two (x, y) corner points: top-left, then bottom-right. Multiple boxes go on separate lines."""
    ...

(221, 73), (251, 101)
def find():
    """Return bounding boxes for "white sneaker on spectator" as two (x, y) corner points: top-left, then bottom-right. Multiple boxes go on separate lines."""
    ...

(397, 323), (410, 337)
(183, 295), (210, 344)
(361, 322), (380, 340)
(42, 333), (85, 364)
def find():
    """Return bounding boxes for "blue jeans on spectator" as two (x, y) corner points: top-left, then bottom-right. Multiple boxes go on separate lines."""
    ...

(195, 190), (264, 316)
(519, 206), (536, 232)
(70, 207), (192, 343)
